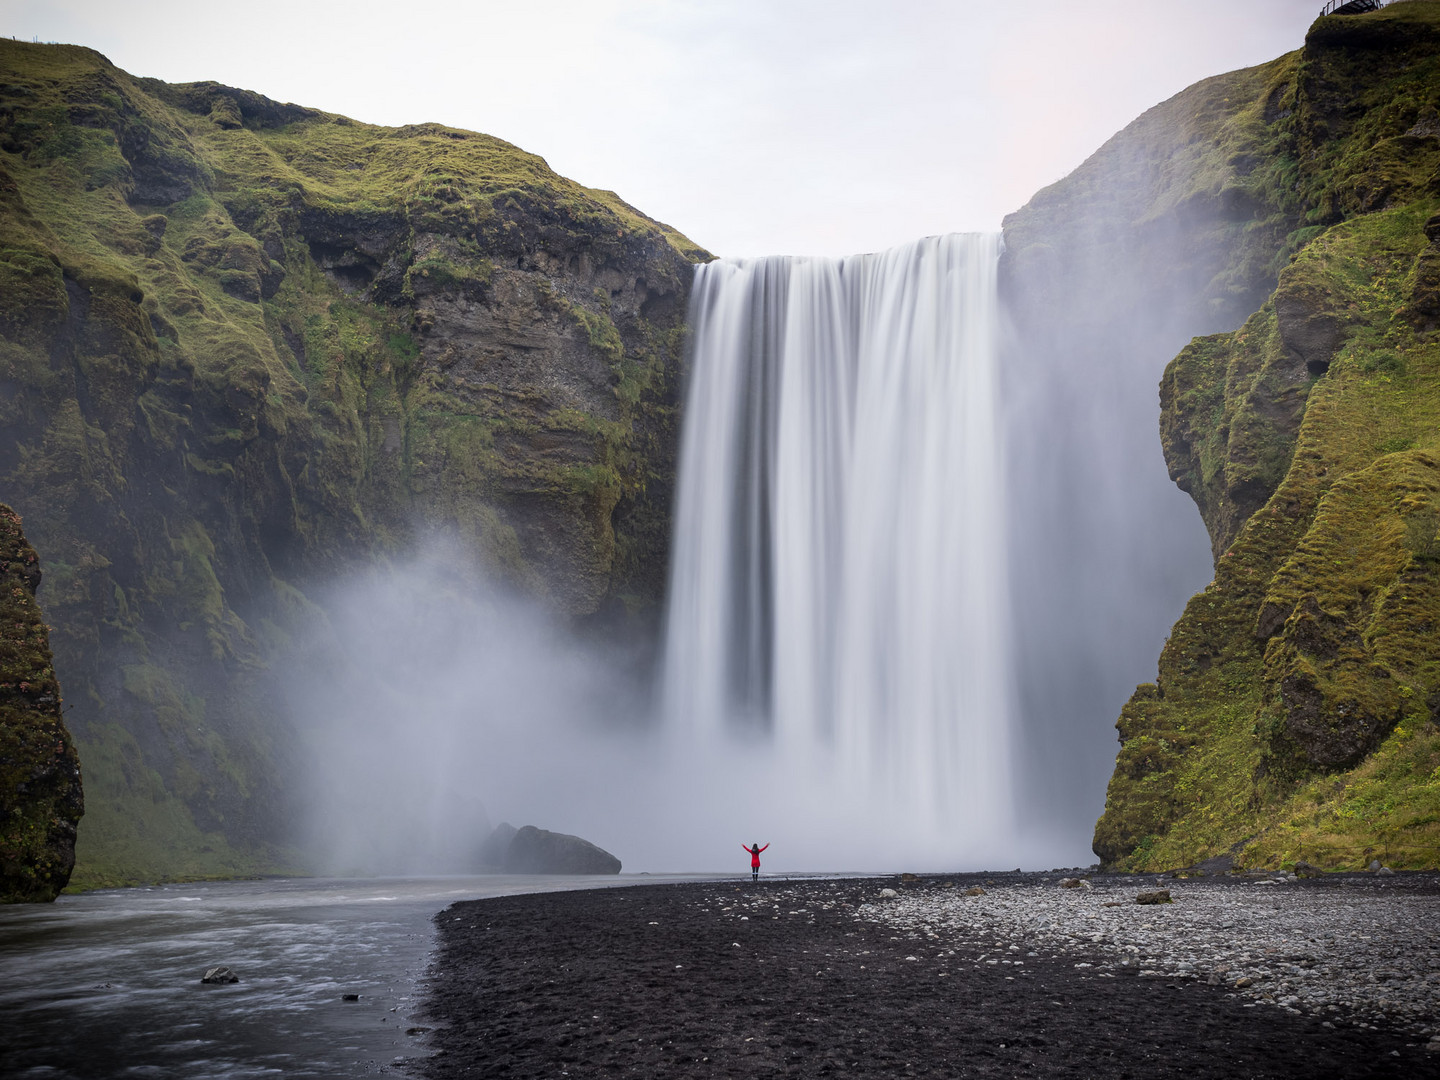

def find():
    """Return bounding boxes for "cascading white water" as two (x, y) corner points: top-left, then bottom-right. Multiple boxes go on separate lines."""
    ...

(663, 233), (1013, 853)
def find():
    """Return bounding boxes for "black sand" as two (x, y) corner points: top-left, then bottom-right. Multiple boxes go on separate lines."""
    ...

(414, 876), (1432, 1078)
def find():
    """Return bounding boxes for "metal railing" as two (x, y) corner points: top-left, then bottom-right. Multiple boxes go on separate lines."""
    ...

(1319, 0), (1383, 16)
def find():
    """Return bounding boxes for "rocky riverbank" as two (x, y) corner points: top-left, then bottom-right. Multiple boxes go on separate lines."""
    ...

(859, 870), (1440, 1037)
(416, 872), (1438, 1078)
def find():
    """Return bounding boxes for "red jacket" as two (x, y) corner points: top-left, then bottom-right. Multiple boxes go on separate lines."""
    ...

(744, 843), (769, 868)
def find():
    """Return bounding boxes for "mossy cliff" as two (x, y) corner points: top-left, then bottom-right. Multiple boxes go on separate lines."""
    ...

(1084, 3), (1440, 872)
(0, 40), (707, 887)
(0, 504), (83, 901)
(997, 16), (1316, 831)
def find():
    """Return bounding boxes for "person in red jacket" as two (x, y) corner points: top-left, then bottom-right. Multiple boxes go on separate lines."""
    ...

(744, 841), (769, 883)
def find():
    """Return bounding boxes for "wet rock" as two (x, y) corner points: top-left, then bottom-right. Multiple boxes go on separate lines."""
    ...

(478, 821), (518, 869)
(0, 506), (83, 904)
(201, 966), (238, 984)
(503, 825), (621, 875)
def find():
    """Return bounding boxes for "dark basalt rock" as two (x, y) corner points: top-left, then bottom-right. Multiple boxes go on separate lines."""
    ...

(0, 505), (83, 904)
(503, 825), (621, 875)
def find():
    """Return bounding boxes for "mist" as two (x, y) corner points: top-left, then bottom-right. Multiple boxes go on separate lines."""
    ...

(279, 535), (1086, 877)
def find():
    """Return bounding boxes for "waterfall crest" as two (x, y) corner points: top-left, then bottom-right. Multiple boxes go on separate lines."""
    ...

(663, 233), (1013, 849)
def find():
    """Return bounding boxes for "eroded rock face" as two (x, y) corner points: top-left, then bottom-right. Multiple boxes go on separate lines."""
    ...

(1092, 4), (1440, 872)
(0, 39), (706, 885)
(0, 505), (83, 902)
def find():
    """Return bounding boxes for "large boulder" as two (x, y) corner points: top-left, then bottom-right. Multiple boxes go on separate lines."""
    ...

(503, 825), (621, 875)
(477, 822), (518, 869)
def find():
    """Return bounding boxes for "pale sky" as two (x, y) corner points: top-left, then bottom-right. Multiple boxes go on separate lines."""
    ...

(5, 0), (1325, 257)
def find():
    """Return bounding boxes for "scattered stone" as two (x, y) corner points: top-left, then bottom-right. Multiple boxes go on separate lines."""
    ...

(1369, 860), (1383, 871)
(1059, 878), (1082, 889)
(1293, 861), (1326, 879)
(1377, 867), (1396, 877)
(1136, 890), (1172, 905)
(964, 886), (986, 896)
(200, 966), (238, 984)
(856, 873), (1440, 1034)
(879, 888), (899, 899)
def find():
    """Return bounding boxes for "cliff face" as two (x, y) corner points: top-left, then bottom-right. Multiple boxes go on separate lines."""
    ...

(0, 505), (83, 902)
(0, 41), (706, 886)
(1088, 3), (1440, 871)
(997, 46), (1302, 837)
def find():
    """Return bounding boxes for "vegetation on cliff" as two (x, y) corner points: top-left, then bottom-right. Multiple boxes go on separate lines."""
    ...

(1092, 2), (1440, 872)
(0, 504), (83, 902)
(0, 40), (707, 887)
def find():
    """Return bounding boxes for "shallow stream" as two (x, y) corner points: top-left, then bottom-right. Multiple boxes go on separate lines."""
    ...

(0, 873), (696, 1078)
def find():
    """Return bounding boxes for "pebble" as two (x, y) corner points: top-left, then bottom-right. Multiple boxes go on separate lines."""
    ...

(854, 874), (1440, 1034)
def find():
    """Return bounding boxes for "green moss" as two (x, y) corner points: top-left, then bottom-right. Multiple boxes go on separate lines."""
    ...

(1098, 192), (1440, 870)
(0, 37), (706, 887)
(0, 504), (83, 902)
(66, 721), (296, 891)
(1092, 6), (1440, 871)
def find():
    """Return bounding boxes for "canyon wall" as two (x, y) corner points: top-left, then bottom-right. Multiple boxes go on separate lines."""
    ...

(0, 40), (706, 886)
(1006, 1), (1440, 871)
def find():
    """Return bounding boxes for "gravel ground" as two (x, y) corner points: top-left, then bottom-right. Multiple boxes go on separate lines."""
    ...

(857, 870), (1440, 1039)
(415, 871), (1440, 1077)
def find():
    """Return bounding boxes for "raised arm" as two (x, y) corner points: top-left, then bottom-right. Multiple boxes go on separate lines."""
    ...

(758, 843), (769, 853)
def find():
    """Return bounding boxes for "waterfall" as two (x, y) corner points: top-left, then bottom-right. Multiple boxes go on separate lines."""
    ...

(662, 233), (1013, 854)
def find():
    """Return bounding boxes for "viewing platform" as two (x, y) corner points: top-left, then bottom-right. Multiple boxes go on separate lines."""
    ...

(1319, 0), (1384, 15)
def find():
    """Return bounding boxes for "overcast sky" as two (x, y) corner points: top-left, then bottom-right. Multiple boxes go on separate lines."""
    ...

(6, 0), (1326, 257)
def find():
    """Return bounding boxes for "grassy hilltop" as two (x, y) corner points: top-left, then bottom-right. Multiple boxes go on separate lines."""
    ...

(0, 39), (706, 888)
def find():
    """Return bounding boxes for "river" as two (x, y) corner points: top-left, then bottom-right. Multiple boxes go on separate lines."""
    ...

(0, 873), (702, 1078)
